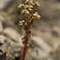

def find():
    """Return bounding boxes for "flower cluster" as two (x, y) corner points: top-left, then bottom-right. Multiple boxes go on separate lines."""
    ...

(18, 0), (41, 43)
(18, 0), (40, 27)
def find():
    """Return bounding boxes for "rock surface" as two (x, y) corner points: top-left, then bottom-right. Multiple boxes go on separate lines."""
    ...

(0, 0), (12, 9)
(0, 35), (7, 55)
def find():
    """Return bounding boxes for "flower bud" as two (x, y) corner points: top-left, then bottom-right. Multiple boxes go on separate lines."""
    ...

(19, 20), (25, 25)
(33, 12), (41, 19)
(25, 0), (33, 3)
(18, 4), (25, 10)
(35, 2), (40, 7)
(25, 5), (33, 8)
(21, 9), (29, 14)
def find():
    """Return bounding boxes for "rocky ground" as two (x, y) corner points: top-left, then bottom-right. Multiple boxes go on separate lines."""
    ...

(0, 0), (60, 60)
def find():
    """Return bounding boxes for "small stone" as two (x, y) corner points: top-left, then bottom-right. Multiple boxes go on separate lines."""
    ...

(50, 45), (60, 60)
(0, 0), (12, 9)
(3, 27), (21, 41)
(0, 35), (7, 54)
(0, 35), (5, 44)
(51, 26), (60, 37)
(30, 36), (52, 59)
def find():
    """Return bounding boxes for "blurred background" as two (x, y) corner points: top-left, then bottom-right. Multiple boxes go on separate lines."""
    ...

(0, 0), (60, 60)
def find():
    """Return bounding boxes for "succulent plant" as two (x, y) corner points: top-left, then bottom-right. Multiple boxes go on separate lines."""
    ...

(18, 0), (40, 60)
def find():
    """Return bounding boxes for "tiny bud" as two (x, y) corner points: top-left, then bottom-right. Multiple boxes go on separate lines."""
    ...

(26, 30), (31, 34)
(25, 0), (33, 3)
(18, 4), (25, 10)
(25, 23), (27, 25)
(27, 44), (29, 47)
(22, 39), (25, 42)
(21, 35), (25, 39)
(35, 2), (40, 7)
(21, 9), (29, 14)
(25, 5), (33, 8)
(18, 4), (24, 8)
(29, 8), (33, 11)
(22, 40), (25, 44)
(19, 20), (25, 25)
(33, 12), (41, 19)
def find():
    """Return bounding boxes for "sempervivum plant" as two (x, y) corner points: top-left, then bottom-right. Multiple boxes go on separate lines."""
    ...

(18, 0), (41, 60)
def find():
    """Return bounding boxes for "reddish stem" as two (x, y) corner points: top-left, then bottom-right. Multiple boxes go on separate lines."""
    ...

(20, 34), (29, 60)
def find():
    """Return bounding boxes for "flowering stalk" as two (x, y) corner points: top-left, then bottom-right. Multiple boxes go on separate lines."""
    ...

(18, 0), (40, 60)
